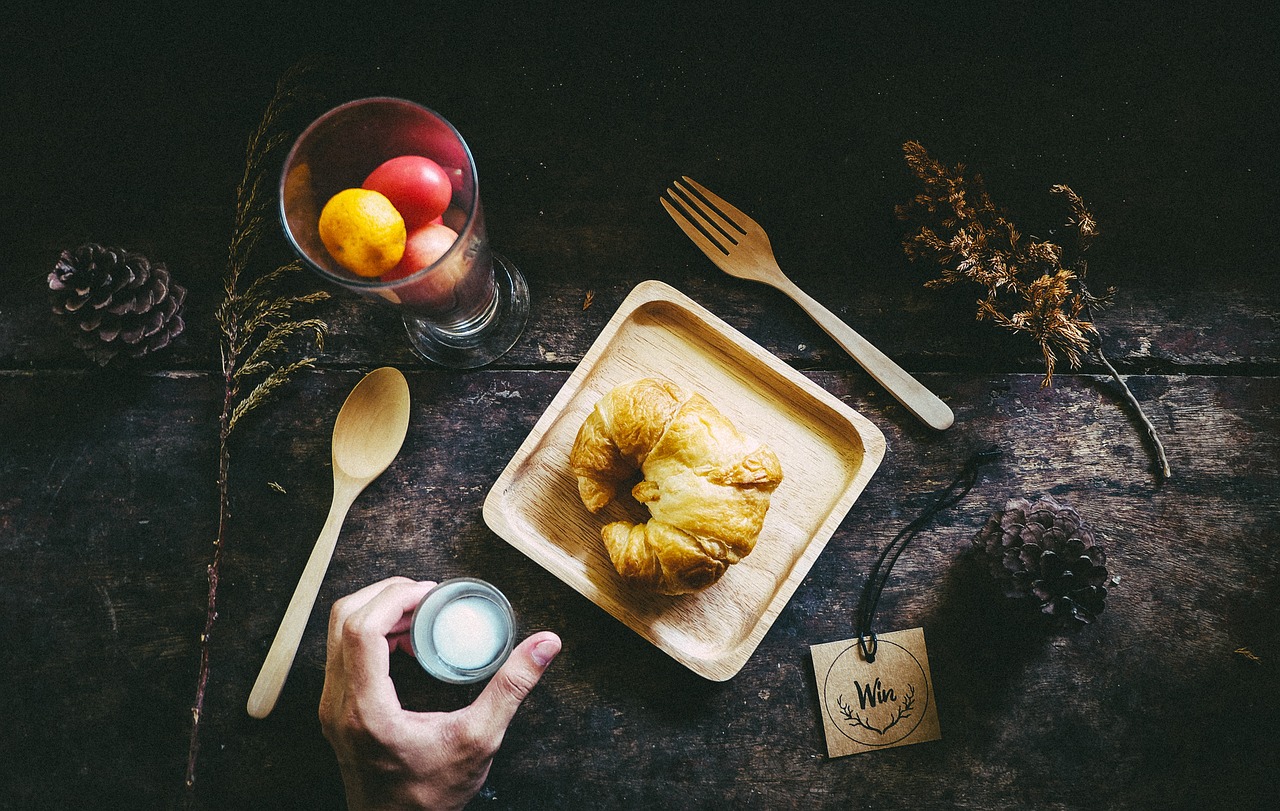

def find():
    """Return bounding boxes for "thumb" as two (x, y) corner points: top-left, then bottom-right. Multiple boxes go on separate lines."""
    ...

(467, 631), (561, 741)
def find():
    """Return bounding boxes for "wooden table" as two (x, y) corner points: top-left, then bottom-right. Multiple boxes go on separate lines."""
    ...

(3, 6), (1277, 809)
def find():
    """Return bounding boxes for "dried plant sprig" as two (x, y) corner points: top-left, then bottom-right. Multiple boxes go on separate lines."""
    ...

(897, 141), (1171, 481)
(1234, 646), (1262, 664)
(185, 64), (329, 795)
(898, 141), (1101, 386)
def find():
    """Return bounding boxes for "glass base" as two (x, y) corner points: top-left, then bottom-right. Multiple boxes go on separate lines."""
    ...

(402, 254), (529, 369)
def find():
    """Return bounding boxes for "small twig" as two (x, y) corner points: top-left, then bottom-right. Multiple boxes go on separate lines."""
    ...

(1076, 278), (1170, 481)
(1089, 328), (1172, 481)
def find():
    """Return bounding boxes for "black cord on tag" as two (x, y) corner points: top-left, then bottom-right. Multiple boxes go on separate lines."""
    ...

(855, 447), (1001, 662)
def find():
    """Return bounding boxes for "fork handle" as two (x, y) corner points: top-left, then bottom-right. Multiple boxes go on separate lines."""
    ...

(777, 279), (954, 430)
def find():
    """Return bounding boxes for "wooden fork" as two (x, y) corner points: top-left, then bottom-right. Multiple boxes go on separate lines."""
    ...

(661, 176), (954, 431)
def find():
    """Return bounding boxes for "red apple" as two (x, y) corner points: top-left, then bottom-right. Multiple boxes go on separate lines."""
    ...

(380, 223), (467, 313)
(362, 156), (452, 230)
(386, 223), (458, 277)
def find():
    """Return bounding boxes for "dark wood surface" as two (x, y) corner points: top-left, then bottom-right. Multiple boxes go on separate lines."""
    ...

(2, 4), (1278, 809)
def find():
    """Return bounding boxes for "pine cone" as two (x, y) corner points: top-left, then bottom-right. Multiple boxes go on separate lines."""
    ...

(49, 243), (187, 365)
(973, 495), (1110, 625)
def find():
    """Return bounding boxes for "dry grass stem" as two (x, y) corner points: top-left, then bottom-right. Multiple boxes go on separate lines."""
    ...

(185, 64), (329, 796)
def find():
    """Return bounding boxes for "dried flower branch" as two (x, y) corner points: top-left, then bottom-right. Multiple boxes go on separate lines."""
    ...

(185, 64), (329, 795)
(897, 141), (1171, 480)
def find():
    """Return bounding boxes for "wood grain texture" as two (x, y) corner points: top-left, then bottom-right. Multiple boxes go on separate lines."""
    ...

(2, 4), (1278, 810)
(3, 369), (1275, 808)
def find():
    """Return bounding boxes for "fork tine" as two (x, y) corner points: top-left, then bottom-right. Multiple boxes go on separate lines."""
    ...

(670, 178), (743, 244)
(660, 196), (730, 262)
(677, 176), (756, 234)
(664, 186), (736, 248)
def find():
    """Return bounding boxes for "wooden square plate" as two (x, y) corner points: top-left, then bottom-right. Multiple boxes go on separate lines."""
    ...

(483, 280), (885, 680)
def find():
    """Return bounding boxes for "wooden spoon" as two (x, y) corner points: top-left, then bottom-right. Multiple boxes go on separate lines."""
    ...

(246, 367), (411, 719)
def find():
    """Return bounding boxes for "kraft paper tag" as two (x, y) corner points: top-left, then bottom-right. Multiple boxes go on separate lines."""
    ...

(810, 627), (941, 758)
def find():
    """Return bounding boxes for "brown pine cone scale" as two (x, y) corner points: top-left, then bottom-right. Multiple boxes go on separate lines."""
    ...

(49, 243), (186, 365)
(973, 495), (1110, 625)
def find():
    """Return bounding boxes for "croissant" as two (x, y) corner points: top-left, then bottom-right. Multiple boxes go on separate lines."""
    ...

(569, 378), (783, 594)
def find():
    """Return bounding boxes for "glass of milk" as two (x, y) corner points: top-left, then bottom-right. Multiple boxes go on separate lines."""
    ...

(410, 578), (516, 684)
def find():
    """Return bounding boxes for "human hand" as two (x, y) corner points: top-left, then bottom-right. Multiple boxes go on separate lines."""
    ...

(319, 577), (561, 810)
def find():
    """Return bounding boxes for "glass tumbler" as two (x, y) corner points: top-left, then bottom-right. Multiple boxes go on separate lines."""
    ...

(410, 578), (516, 684)
(280, 98), (529, 368)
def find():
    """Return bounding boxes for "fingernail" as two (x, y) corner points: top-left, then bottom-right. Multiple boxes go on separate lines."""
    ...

(531, 638), (561, 667)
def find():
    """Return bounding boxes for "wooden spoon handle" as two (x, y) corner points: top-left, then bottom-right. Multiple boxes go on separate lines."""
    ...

(246, 484), (358, 719)
(779, 279), (954, 431)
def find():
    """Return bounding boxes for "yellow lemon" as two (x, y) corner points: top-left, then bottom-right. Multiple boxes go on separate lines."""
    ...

(318, 188), (406, 277)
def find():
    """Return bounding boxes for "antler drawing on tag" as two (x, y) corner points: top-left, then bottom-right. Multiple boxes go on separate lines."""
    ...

(837, 684), (916, 735)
